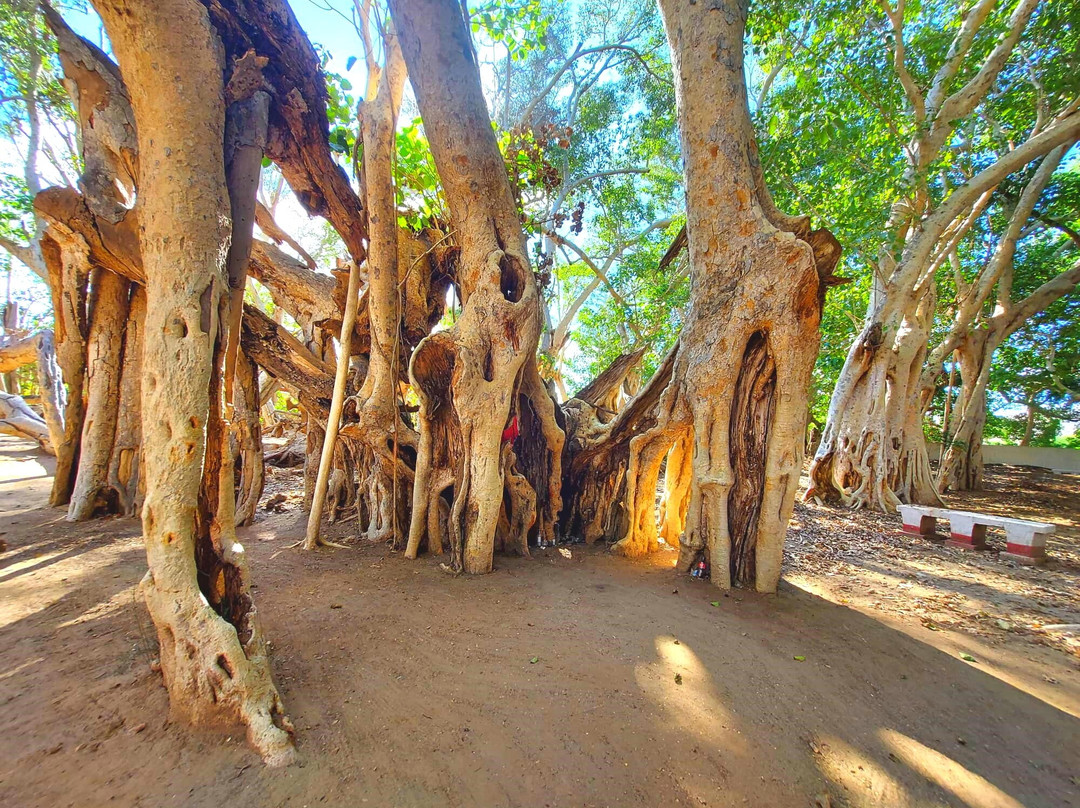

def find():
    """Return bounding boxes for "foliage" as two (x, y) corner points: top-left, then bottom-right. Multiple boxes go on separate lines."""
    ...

(752, 0), (1080, 431)
(470, 0), (552, 62)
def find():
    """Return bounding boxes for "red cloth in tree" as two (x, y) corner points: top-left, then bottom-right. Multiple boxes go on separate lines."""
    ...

(502, 415), (519, 443)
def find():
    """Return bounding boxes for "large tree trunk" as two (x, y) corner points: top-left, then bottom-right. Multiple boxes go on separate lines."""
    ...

(391, 0), (564, 572)
(92, 0), (293, 765)
(937, 330), (998, 493)
(806, 286), (941, 512)
(564, 0), (841, 592)
(68, 269), (130, 521)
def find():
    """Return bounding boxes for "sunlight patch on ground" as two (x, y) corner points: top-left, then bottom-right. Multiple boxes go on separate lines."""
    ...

(635, 634), (747, 802)
(0, 656), (44, 682)
(879, 729), (1025, 808)
(809, 733), (912, 807)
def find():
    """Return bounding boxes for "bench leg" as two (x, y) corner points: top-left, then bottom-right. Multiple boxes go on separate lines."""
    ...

(1003, 532), (1049, 566)
(902, 514), (937, 538)
(946, 519), (987, 551)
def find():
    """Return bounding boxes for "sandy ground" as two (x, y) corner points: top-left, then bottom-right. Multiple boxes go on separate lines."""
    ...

(1, 434), (1078, 808)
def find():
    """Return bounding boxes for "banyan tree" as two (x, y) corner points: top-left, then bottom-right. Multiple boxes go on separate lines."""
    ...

(18, 0), (840, 763)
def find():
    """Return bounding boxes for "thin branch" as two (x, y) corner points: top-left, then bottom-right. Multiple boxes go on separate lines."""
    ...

(877, 0), (925, 122)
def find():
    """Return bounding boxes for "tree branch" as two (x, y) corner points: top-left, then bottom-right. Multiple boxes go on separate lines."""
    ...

(877, 0), (925, 122)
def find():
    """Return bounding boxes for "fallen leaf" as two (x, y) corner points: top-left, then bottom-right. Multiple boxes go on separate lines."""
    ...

(710, 601), (720, 607)
(529, 656), (539, 664)
(794, 655), (806, 662)
(960, 652), (977, 663)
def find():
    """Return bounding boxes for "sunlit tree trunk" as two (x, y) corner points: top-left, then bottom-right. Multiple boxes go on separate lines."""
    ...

(391, 0), (564, 573)
(92, 0), (293, 765)
(564, 0), (841, 591)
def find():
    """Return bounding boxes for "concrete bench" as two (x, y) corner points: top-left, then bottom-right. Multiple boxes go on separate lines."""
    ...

(899, 504), (1055, 565)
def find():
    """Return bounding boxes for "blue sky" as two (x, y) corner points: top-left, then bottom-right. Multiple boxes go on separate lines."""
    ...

(63, 0), (372, 80)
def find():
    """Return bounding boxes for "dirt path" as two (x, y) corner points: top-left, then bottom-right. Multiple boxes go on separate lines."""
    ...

(1, 435), (1078, 807)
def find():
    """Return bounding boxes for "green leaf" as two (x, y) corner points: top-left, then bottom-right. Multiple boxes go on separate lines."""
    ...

(960, 653), (977, 663)
(794, 655), (806, 662)
(529, 656), (539, 664)
(710, 601), (720, 607)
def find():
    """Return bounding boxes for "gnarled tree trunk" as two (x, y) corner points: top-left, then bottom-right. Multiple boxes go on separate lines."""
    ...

(92, 0), (293, 765)
(341, 33), (415, 544)
(936, 330), (993, 493)
(806, 287), (941, 512)
(564, 0), (841, 592)
(107, 286), (145, 515)
(391, 0), (564, 573)
(42, 233), (90, 504)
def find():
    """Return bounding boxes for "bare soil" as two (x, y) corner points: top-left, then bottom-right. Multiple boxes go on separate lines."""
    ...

(1, 434), (1078, 808)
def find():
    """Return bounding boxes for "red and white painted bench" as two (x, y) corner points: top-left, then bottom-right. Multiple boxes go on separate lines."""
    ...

(899, 505), (1055, 565)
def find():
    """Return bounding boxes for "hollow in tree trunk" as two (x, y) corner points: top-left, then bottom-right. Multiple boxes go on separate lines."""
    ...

(564, 0), (842, 591)
(391, 0), (564, 573)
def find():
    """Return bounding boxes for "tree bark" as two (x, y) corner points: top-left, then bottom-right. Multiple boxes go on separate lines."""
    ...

(68, 268), (130, 521)
(806, 291), (941, 512)
(340, 29), (415, 545)
(563, 0), (841, 592)
(107, 286), (145, 516)
(42, 233), (90, 506)
(937, 330), (994, 492)
(92, 0), (293, 765)
(1021, 400), (1035, 446)
(233, 345), (264, 528)
(391, 0), (564, 572)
